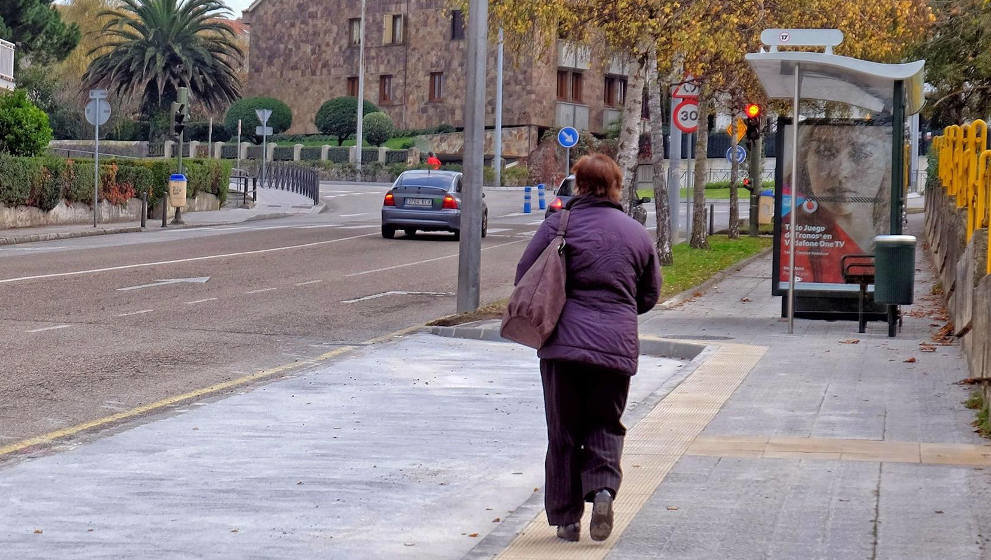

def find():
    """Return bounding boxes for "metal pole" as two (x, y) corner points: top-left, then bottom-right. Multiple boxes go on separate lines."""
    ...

(668, 83), (681, 241)
(787, 64), (801, 334)
(493, 28), (504, 187)
(93, 99), (99, 228)
(141, 191), (147, 228)
(566, 147), (570, 176)
(236, 119), (242, 172)
(261, 130), (267, 191)
(891, 80), (905, 234)
(686, 132), (694, 234)
(456, 0), (487, 313)
(355, 0), (366, 176)
(909, 113), (919, 192)
(208, 116), (213, 148)
(173, 87), (187, 225)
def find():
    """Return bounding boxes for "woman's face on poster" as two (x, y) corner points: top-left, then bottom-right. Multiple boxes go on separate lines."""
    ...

(804, 126), (887, 216)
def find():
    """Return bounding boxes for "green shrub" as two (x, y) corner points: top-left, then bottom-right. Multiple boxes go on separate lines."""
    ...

(363, 112), (393, 147)
(502, 164), (528, 186)
(0, 90), (54, 157)
(314, 97), (380, 145)
(224, 97), (292, 143)
(185, 121), (232, 142)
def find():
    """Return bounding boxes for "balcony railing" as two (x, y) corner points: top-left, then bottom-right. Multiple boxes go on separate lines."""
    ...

(555, 102), (589, 130)
(557, 40), (590, 70)
(0, 39), (14, 90)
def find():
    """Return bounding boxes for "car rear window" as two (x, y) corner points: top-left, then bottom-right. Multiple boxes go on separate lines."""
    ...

(557, 178), (574, 196)
(399, 176), (453, 189)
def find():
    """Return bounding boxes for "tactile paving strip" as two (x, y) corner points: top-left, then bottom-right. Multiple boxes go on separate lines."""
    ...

(494, 343), (767, 560)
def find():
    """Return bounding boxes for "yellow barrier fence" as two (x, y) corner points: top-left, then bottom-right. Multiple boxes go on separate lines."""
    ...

(934, 121), (991, 274)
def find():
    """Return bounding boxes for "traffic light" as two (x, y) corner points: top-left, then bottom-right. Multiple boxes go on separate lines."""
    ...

(173, 103), (187, 137)
(744, 103), (762, 141)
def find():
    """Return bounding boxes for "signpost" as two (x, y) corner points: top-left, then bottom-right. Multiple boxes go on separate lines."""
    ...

(726, 118), (746, 143)
(256, 108), (273, 189)
(85, 89), (110, 227)
(557, 126), (579, 175)
(673, 79), (700, 234)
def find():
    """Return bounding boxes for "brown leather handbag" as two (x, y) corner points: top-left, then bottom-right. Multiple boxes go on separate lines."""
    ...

(500, 209), (570, 348)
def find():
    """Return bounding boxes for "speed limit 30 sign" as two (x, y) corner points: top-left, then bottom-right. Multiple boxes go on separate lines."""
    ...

(674, 99), (699, 134)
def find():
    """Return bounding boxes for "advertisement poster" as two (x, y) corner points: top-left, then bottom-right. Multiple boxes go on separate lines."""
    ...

(774, 120), (892, 290)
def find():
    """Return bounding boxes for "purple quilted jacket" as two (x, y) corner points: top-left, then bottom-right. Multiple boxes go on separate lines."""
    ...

(514, 196), (662, 375)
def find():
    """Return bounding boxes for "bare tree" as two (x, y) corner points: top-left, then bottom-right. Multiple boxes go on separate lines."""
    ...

(689, 92), (709, 249)
(646, 45), (672, 264)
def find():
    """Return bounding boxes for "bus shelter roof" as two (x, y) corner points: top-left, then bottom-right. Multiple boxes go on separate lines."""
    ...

(744, 51), (925, 115)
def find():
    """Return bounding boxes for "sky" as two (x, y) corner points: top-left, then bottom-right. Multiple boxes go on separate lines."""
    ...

(222, 0), (253, 18)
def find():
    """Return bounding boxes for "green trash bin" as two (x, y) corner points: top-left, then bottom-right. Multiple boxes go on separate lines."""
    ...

(874, 235), (916, 304)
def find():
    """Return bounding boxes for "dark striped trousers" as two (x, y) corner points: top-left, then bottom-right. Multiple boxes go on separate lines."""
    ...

(540, 359), (630, 526)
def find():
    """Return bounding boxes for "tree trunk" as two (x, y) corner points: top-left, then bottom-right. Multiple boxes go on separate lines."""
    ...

(728, 119), (740, 239)
(646, 46), (672, 265)
(689, 93), (709, 249)
(616, 54), (647, 215)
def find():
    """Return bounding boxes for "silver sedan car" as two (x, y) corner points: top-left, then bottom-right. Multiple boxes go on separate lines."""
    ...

(381, 170), (488, 239)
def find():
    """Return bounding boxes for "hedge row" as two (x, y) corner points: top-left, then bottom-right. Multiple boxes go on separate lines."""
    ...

(0, 155), (232, 211)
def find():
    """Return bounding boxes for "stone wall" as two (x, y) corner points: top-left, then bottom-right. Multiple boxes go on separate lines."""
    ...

(242, 0), (618, 134)
(0, 199), (144, 229)
(417, 126), (539, 159)
(924, 186), (991, 390)
(49, 140), (150, 158)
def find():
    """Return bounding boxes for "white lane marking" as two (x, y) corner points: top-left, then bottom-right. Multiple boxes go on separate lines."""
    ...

(184, 298), (218, 305)
(26, 324), (72, 333)
(294, 224), (338, 229)
(501, 212), (526, 218)
(346, 239), (527, 277)
(117, 309), (154, 317)
(0, 246), (68, 252)
(0, 233), (377, 285)
(295, 280), (323, 286)
(527, 220), (544, 225)
(341, 291), (452, 303)
(339, 213), (370, 217)
(245, 287), (278, 294)
(117, 277), (211, 291)
(486, 228), (510, 234)
(335, 225), (378, 229)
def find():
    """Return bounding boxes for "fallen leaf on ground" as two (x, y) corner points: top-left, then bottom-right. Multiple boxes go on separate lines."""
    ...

(667, 506), (679, 511)
(839, 339), (860, 344)
(740, 297), (751, 303)
(920, 344), (937, 352)
(492, 518), (501, 523)
(904, 357), (917, 363)
(33, 529), (42, 534)
(468, 533), (479, 538)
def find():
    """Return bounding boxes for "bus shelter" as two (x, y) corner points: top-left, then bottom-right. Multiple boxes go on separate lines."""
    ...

(745, 29), (925, 334)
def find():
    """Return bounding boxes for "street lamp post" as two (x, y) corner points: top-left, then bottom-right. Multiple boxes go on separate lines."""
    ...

(456, 0), (488, 312)
(355, 0), (366, 176)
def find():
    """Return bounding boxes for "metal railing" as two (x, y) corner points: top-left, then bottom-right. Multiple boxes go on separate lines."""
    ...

(259, 162), (319, 205)
(47, 147), (142, 159)
(229, 168), (256, 207)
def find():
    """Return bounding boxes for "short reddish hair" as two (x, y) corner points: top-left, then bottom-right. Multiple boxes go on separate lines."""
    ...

(572, 153), (622, 199)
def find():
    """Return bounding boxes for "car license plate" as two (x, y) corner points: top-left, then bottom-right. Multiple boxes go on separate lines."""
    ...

(405, 198), (432, 208)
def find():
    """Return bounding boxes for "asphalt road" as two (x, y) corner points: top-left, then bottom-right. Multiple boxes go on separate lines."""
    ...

(0, 183), (544, 448)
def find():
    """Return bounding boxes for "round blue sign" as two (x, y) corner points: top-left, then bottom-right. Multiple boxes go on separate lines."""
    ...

(725, 145), (747, 164)
(557, 127), (579, 148)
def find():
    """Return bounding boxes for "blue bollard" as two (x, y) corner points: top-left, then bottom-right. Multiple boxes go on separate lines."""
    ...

(523, 185), (532, 214)
(537, 183), (546, 210)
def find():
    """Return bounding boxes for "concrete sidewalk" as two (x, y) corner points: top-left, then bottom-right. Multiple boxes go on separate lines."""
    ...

(3, 212), (990, 559)
(0, 187), (323, 247)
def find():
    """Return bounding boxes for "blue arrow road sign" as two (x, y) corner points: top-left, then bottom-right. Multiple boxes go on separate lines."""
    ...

(726, 145), (747, 164)
(558, 127), (579, 148)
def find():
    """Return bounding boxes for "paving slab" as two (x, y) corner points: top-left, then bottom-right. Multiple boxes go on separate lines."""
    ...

(0, 333), (684, 559)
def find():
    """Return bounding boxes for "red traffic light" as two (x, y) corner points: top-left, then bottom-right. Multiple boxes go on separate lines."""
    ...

(744, 103), (761, 119)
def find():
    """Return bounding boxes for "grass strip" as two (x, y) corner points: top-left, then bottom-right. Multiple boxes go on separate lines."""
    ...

(429, 234), (772, 326)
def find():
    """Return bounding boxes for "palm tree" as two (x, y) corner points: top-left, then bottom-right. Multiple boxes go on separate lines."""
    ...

(82, 0), (242, 117)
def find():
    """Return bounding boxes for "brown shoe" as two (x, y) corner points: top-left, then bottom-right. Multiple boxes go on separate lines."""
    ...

(556, 522), (580, 542)
(589, 489), (614, 541)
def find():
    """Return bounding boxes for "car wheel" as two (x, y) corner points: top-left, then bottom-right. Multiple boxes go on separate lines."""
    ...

(481, 212), (488, 238)
(381, 225), (396, 239)
(404, 228), (417, 238)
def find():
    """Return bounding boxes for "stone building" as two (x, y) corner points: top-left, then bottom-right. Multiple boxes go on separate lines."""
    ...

(0, 39), (14, 91)
(242, 0), (631, 139)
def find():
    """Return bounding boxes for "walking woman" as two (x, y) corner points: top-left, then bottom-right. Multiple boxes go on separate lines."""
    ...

(514, 153), (661, 542)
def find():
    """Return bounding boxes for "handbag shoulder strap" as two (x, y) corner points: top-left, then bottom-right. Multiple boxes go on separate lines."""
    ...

(556, 209), (571, 238)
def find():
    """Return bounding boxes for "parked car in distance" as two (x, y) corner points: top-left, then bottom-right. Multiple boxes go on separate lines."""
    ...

(545, 174), (651, 225)
(381, 170), (488, 239)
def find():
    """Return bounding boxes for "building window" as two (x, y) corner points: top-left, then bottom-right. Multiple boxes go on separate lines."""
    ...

(451, 10), (465, 40)
(429, 72), (444, 102)
(379, 74), (393, 104)
(557, 69), (583, 103)
(347, 76), (359, 97)
(604, 76), (627, 107)
(557, 70), (569, 101)
(384, 14), (404, 45)
(349, 18), (361, 47)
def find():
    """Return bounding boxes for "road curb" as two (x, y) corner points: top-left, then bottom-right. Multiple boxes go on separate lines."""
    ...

(429, 323), (705, 361)
(0, 225), (143, 247)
